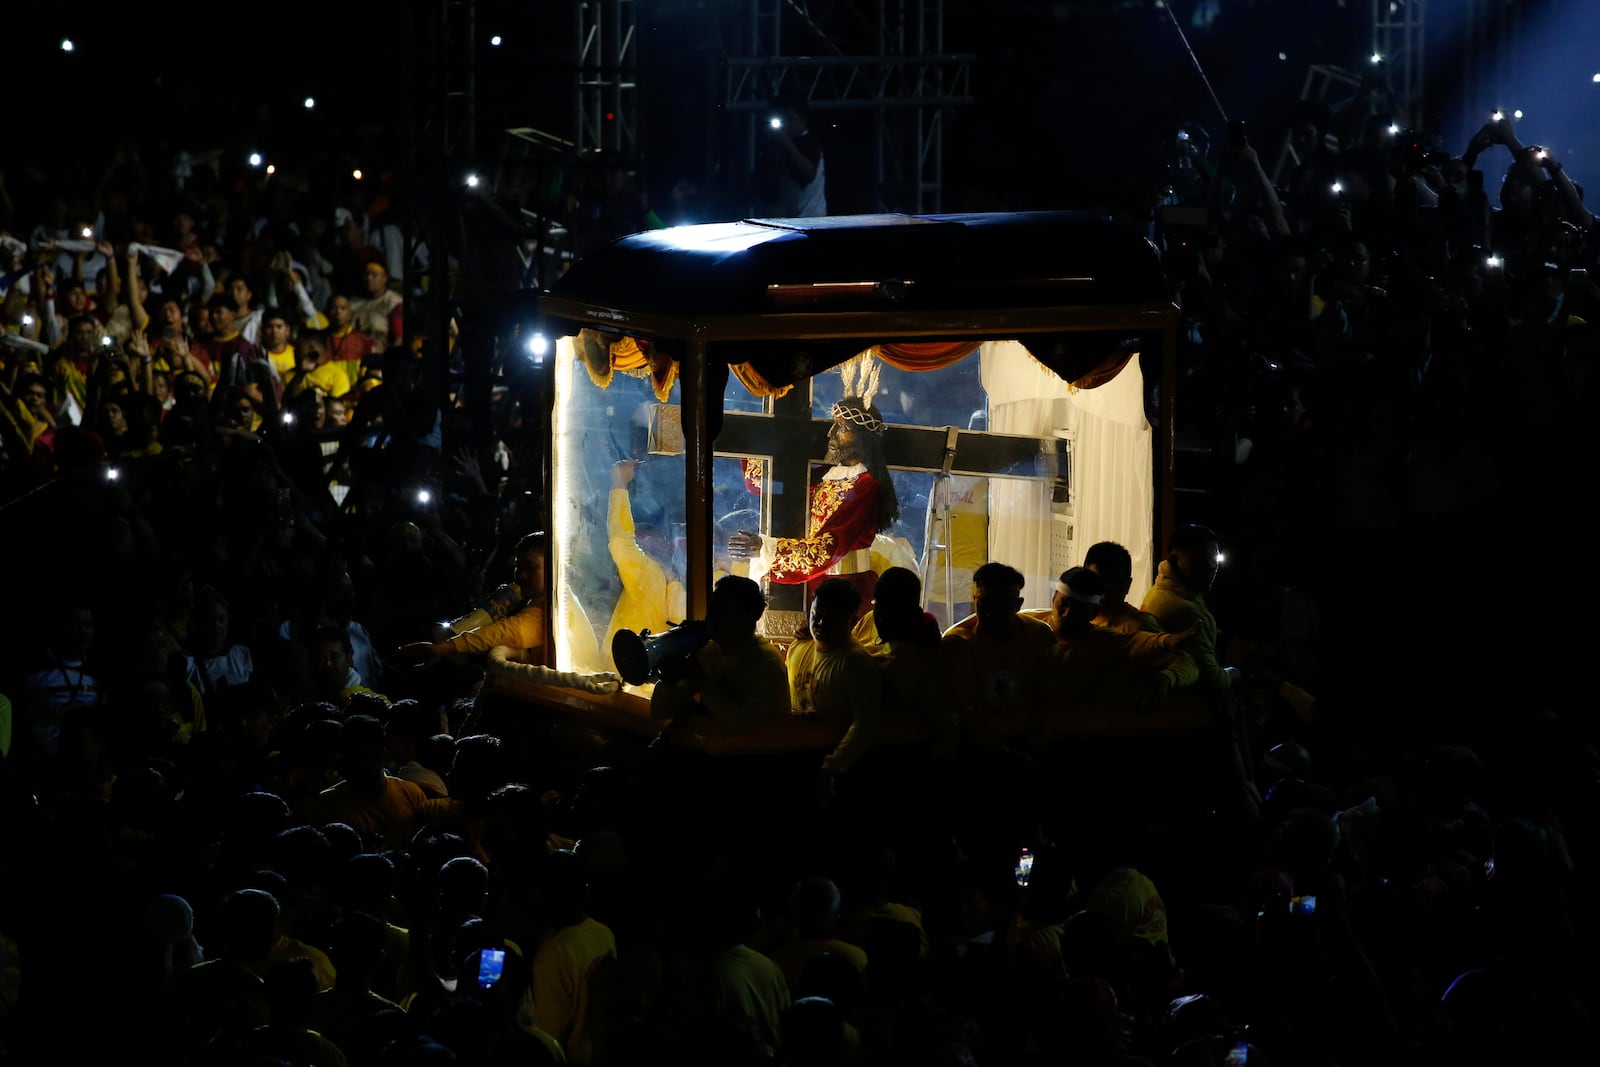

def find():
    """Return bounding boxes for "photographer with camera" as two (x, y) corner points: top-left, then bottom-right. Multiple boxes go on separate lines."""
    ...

(647, 574), (789, 737)
(756, 91), (826, 218)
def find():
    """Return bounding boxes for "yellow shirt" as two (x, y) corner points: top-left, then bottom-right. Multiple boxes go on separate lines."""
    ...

(288, 359), (355, 398)
(528, 916), (616, 1064)
(446, 606), (545, 658)
(603, 488), (684, 668)
(940, 612), (1055, 740)
(768, 937), (867, 991)
(267, 345), (297, 378)
(786, 638), (882, 774)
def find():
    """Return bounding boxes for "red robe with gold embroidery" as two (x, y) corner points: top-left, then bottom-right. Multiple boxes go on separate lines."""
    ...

(765, 464), (882, 587)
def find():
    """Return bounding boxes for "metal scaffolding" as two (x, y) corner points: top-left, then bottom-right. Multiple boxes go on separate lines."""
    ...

(722, 1), (974, 213)
(561, 1), (970, 213)
(1371, 0), (1427, 122)
(574, 0), (639, 157)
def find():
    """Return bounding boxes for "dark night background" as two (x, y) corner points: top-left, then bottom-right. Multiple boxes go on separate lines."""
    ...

(10, 1), (1597, 219)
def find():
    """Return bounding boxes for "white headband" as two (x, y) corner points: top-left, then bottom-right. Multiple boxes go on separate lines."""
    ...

(1056, 580), (1101, 604)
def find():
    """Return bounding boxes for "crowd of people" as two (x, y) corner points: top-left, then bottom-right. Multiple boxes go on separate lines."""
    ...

(0, 90), (1595, 1067)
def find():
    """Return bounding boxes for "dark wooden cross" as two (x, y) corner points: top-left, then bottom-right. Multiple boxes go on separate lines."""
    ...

(713, 382), (1067, 623)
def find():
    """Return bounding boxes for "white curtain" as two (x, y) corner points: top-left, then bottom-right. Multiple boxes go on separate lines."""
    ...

(981, 341), (1155, 609)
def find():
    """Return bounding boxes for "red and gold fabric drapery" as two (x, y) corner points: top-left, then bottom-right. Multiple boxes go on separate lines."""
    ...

(576, 331), (1134, 398)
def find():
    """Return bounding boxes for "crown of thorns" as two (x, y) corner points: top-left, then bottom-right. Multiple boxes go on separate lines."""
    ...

(829, 399), (885, 433)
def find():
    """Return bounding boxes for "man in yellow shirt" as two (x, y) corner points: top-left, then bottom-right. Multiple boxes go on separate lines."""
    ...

(282, 330), (354, 402)
(1082, 541), (1165, 634)
(1043, 567), (1197, 715)
(260, 308), (298, 380)
(527, 850), (617, 1063)
(1139, 524), (1238, 692)
(604, 459), (683, 666)
(403, 533), (548, 667)
(941, 561), (1055, 744)
(787, 577), (883, 777)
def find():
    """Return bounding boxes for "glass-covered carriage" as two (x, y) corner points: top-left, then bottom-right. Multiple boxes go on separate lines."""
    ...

(504, 211), (1180, 742)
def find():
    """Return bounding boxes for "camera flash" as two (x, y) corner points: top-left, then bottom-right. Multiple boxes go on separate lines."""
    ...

(1370, 52), (1382, 64)
(101, 335), (112, 346)
(1513, 109), (1523, 120)
(490, 35), (502, 46)
(248, 152), (263, 167)
(1387, 124), (1399, 135)
(416, 489), (432, 505)
(265, 164), (276, 176)
(1486, 255), (1503, 269)
(1537, 149), (1548, 159)
(1492, 110), (1504, 121)
(281, 411), (296, 426)
(352, 169), (363, 180)
(769, 117), (783, 130)
(304, 97), (316, 110)
(21, 314), (33, 326)
(81, 226), (94, 238)
(1215, 551), (1227, 565)
(105, 466), (121, 482)
(465, 173), (481, 188)
(1330, 181), (1344, 194)
(61, 39), (74, 52)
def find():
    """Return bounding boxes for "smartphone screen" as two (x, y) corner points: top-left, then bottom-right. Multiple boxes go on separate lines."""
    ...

(1014, 848), (1034, 888)
(478, 947), (506, 988)
(1289, 895), (1317, 916)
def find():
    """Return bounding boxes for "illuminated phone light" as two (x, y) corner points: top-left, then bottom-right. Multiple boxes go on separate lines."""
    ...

(248, 152), (263, 167)
(105, 466), (121, 482)
(490, 35), (503, 46)
(1513, 109), (1523, 120)
(304, 97), (316, 110)
(1387, 124), (1400, 135)
(1370, 52), (1382, 64)
(1330, 181), (1344, 195)
(526, 333), (550, 361)
(81, 226), (94, 238)
(1492, 110), (1504, 121)
(1214, 551), (1227, 565)
(281, 411), (296, 426)
(21, 314), (33, 326)
(416, 489), (432, 505)
(265, 164), (277, 176)
(352, 169), (363, 180)
(1594, 73), (1600, 83)
(769, 117), (783, 130)
(60, 39), (74, 52)
(1485, 255), (1503, 269)
(465, 173), (481, 188)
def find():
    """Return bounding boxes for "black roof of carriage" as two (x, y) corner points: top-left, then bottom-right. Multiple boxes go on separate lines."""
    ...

(544, 211), (1166, 320)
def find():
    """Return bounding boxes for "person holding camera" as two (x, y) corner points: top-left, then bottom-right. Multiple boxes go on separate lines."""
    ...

(757, 92), (826, 218)
(648, 574), (788, 737)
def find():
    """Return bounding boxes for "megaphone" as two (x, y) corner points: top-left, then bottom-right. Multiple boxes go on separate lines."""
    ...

(611, 620), (711, 686)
